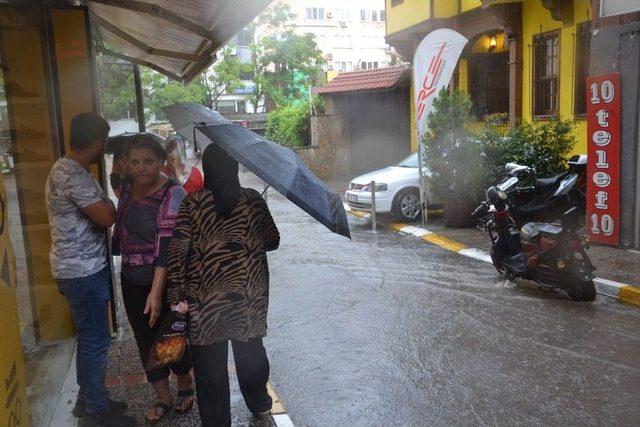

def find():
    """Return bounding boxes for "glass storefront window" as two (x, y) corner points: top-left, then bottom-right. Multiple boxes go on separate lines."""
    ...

(0, 5), (105, 425)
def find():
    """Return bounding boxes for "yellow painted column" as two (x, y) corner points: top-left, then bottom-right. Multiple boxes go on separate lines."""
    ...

(0, 174), (30, 427)
(410, 77), (418, 152)
(458, 59), (469, 94)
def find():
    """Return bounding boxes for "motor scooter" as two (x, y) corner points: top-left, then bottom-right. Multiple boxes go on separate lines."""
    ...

(496, 155), (587, 225)
(472, 186), (596, 302)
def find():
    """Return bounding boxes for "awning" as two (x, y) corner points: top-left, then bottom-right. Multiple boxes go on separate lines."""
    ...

(83, 0), (272, 82)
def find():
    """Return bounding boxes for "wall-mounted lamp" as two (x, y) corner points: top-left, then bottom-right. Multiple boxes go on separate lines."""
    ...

(488, 35), (497, 52)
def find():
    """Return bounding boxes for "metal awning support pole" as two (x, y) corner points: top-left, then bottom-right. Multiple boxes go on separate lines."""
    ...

(133, 63), (145, 132)
(417, 138), (428, 227)
(371, 181), (377, 233)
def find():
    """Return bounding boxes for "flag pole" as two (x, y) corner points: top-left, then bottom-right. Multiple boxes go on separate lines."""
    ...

(412, 29), (468, 229)
(417, 126), (427, 227)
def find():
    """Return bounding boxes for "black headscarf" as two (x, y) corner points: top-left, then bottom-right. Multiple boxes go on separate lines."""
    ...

(202, 143), (241, 218)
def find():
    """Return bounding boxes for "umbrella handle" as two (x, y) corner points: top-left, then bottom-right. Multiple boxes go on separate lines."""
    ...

(261, 185), (270, 197)
(192, 126), (200, 155)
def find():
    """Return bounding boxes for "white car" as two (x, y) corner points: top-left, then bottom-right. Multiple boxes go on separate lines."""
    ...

(345, 152), (435, 222)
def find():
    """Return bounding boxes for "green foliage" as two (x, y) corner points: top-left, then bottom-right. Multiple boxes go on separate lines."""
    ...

(480, 118), (576, 186)
(265, 100), (311, 148)
(142, 69), (206, 122)
(423, 89), (578, 200)
(423, 89), (486, 201)
(97, 58), (136, 121)
(483, 112), (509, 127)
(97, 2), (325, 122)
(256, 31), (325, 108)
(202, 47), (252, 109)
(310, 94), (325, 115)
(247, 3), (325, 110)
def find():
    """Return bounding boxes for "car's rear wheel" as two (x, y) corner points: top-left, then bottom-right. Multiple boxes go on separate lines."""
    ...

(393, 188), (421, 222)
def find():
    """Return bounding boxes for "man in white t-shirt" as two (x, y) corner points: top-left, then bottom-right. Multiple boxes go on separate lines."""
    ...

(45, 113), (136, 426)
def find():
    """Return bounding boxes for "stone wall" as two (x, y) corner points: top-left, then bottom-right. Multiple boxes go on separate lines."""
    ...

(294, 114), (343, 179)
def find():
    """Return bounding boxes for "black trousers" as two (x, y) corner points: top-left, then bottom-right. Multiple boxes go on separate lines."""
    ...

(121, 277), (192, 383)
(191, 338), (272, 427)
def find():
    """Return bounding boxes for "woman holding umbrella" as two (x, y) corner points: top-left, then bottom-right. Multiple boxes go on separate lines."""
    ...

(167, 143), (280, 427)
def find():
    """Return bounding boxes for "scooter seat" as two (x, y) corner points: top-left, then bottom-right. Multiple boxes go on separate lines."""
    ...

(520, 222), (547, 242)
(540, 224), (563, 237)
(535, 173), (567, 192)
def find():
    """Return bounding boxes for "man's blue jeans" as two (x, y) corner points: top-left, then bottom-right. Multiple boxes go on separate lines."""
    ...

(56, 266), (111, 414)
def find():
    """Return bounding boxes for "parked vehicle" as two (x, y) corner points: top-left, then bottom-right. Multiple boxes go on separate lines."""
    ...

(472, 186), (596, 302)
(496, 154), (587, 225)
(345, 152), (437, 222)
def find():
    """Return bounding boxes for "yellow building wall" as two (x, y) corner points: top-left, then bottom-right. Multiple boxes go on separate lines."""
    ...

(434, 0), (483, 17)
(386, 0), (430, 35)
(434, 0), (458, 18)
(471, 32), (509, 54)
(389, 0), (591, 157)
(461, 0), (483, 13)
(521, 0), (591, 156)
(326, 70), (339, 82)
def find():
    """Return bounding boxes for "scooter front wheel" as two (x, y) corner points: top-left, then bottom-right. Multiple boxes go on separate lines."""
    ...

(490, 248), (507, 275)
(567, 280), (596, 302)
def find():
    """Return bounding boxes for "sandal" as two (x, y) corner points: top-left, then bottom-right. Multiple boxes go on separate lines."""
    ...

(145, 401), (172, 424)
(175, 389), (195, 414)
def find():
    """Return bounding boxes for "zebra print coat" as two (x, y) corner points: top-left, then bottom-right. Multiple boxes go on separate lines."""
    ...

(167, 187), (280, 345)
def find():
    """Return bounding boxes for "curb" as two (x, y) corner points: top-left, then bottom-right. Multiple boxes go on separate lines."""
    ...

(267, 382), (295, 426)
(344, 204), (640, 307)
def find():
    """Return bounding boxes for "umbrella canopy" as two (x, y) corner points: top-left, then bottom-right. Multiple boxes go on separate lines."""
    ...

(163, 103), (351, 239)
(106, 131), (165, 155)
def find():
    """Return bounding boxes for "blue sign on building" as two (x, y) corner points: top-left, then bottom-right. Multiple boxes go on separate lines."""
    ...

(234, 82), (255, 94)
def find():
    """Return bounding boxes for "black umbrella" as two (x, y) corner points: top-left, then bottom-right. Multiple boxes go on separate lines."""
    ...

(106, 132), (165, 155)
(163, 103), (351, 239)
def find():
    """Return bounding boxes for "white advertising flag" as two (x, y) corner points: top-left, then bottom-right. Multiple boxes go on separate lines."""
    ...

(413, 29), (468, 140)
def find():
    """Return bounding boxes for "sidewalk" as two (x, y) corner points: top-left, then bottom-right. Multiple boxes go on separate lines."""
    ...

(104, 329), (257, 426)
(97, 263), (287, 426)
(56, 262), (285, 426)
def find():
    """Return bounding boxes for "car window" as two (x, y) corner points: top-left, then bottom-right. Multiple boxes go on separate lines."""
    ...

(396, 153), (418, 168)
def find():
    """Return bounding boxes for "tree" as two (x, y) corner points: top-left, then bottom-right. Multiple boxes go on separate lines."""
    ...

(97, 56), (136, 121)
(201, 47), (252, 110)
(256, 30), (325, 109)
(423, 89), (486, 201)
(96, 1), (325, 120)
(247, 2), (325, 111)
(141, 68), (206, 122)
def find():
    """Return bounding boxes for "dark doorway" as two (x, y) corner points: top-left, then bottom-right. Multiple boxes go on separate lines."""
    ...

(468, 52), (509, 118)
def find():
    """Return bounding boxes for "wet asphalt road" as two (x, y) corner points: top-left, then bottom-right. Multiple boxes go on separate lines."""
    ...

(256, 183), (640, 426)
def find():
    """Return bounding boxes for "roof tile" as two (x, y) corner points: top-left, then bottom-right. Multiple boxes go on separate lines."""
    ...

(312, 65), (410, 95)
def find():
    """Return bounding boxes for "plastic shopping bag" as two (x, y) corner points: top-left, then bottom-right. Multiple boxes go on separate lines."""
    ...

(146, 310), (188, 370)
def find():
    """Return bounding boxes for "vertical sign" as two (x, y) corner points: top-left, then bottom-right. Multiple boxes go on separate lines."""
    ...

(413, 28), (468, 223)
(586, 73), (620, 245)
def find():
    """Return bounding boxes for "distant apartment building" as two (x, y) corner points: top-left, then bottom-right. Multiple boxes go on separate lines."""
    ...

(216, 0), (393, 114)
(282, 0), (392, 73)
